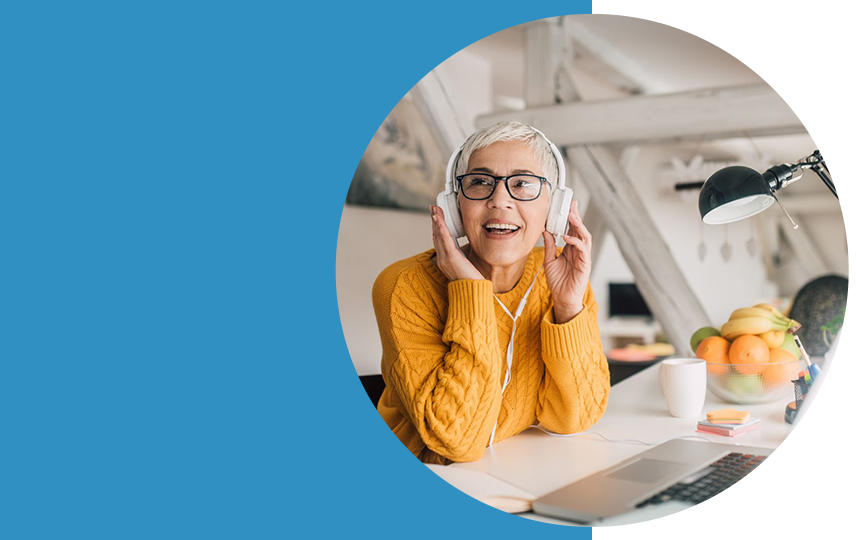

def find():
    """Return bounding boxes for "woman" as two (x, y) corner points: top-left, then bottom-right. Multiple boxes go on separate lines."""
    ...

(373, 121), (610, 464)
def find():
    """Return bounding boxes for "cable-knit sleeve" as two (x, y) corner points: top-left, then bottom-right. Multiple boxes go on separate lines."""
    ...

(536, 282), (610, 433)
(373, 268), (504, 463)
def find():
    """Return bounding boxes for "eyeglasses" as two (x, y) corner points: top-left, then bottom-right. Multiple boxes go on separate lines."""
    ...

(456, 173), (550, 201)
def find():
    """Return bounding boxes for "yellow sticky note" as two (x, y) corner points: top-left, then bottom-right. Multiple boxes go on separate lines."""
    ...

(706, 408), (750, 423)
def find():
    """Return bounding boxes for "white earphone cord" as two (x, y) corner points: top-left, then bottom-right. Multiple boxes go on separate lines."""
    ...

(488, 266), (543, 447)
(528, 425), (724, 447)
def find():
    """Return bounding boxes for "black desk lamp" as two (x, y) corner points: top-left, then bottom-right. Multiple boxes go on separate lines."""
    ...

(699, 150), (836, 228)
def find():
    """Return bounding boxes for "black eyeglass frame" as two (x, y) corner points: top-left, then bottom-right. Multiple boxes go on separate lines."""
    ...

(455, 173), (551, 201)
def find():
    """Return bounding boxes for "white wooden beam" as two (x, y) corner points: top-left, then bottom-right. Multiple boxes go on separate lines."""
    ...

(525, 18), (581, 106)
(409, 70), (471, 158)
(619, 145), (641, 170)
(587, 146), (639, 273)
(583, 200), (607, 269)
(476, 84), (806, 146)
(566, 17), (653, 94)
(569, 145), (713, 353)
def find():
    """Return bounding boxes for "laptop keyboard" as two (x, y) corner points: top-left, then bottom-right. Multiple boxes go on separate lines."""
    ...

(636, 452), (767, 507)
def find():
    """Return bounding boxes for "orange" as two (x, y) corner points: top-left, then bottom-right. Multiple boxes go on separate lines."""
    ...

(697, 336), (730, 376)
(763, 348), (800, 385)
(729, 335), (770, 375)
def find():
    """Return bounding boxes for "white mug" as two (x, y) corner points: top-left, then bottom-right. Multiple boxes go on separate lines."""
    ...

(658, 358), (707, 418)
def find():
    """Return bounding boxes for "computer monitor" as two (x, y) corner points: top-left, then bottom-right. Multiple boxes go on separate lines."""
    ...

(608, 282), (653, 318)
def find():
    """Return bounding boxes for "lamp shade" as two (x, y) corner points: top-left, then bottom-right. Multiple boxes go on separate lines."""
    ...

(698, 166), (775, 224)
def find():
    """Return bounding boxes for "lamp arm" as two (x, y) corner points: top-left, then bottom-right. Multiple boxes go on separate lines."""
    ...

(810, 163), (838, 199)
(797, 150), (838, 199)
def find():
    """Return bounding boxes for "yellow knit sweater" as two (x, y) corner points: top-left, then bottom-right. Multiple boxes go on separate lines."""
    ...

(373, 247), (610, 464)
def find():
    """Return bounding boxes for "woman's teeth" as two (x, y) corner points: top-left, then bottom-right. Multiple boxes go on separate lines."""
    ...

(484, 224), (520, 234)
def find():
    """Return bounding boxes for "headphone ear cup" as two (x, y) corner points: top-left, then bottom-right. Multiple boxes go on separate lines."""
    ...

(436, 191), (466, 240)
(546, 187), (574, 236)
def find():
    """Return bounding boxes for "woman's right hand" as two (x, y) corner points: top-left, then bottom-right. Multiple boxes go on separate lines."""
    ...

(430, 205), (485, 282)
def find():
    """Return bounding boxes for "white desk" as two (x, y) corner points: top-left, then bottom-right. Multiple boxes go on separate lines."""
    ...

(446, 362), (795, 525)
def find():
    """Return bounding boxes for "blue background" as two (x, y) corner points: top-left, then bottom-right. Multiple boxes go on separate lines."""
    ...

(1, 1), (592, 537)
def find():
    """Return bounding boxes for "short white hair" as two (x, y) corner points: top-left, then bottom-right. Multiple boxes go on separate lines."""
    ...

(454, 121), (560, 198)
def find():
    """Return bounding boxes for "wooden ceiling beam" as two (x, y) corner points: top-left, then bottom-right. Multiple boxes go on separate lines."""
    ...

(409, 70), (472, 159)
(476, 84), (806, 147)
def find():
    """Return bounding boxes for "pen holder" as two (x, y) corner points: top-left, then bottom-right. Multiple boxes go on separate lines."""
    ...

(793, 378), (810, 408)
(785, 378), (811, 424)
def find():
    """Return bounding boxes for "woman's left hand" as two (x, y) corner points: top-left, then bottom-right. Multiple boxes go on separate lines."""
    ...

(542, 200), (592, 324)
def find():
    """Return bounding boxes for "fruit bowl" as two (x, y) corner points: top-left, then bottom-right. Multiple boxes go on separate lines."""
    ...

(706, 360), (804, 404)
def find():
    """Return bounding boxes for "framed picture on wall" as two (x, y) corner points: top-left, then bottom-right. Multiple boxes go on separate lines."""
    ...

(346, 97), (445, 212)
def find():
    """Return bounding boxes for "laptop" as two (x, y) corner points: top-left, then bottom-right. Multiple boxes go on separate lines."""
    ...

(533, 337), (833, 525)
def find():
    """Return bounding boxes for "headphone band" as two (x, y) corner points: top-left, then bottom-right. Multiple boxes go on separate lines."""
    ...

(444, 127), (567, 194)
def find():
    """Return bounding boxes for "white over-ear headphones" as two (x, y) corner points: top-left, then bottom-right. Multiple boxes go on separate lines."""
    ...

(435, 127), (574, 240)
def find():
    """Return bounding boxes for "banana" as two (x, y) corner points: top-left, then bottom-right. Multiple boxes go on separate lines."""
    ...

(754, 303), (787, 319)
(729, 307), (790, 324)
(721, 317), (786, 340)
(759, 304), (802, 331)
(753, 303), (802, 330)
(729, 304), (801, 331)
(752, 304), (787, 319)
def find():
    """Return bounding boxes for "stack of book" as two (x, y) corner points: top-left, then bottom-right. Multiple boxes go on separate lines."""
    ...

(697, 408), (760, 437)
